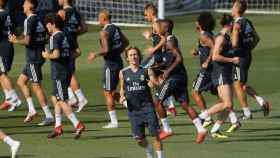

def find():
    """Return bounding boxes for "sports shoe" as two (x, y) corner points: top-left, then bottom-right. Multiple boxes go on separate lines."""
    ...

(23, 112), (37, 123)
(8, 99), (22, 112)
(76, 99), (88, 113)
(37, 118), (54, 126)
(159, 131), (174, 140)
(241, 114), (253, 120)
(102, 123), (118, 129)
(74, 122), (86, 139)
(167, 107), (177, 117)
(195, 131), (207, 143)
(202, 120), (213, 128)
(0, 101), (11, 110)
(211, 131), (228, 139)
(10, 141), (21, 158)
(226, 122), (241, 133)
(262, 100), (271, 117)
(47, 126), (63, 139)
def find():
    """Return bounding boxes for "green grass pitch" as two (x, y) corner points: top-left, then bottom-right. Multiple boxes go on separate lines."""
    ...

(0, 14), (279, 158)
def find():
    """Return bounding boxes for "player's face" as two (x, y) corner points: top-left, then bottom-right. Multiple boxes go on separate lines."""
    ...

(127, 49), (140, 65)
(232, 3), (239, 16)
(46, 23), (53, 33)
(23, 0), (31, 14)
(144, 10), (152, 23)
(98, 14), (105, 26)
(195, 22), (201, 32)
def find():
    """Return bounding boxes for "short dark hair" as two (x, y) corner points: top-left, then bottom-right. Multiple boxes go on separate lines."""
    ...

(197, 12), (215, 32)
(45, 13), (64, 30)
(125, 46), (143, 63)
(234, 0), (247, 14)
(65, 0), (74, 5)
(144, 3), (158, 16)
(160, 19), (174, 34)
(220, 14), (233, 27)
(0, 0), (8, 8)
(27, 0), (38, 11)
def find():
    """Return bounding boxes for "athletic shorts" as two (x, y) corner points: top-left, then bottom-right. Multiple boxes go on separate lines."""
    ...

(22, 63), (43, 83)
(233, 55), (252, 84)
(52, 78), (70, 101)
(128, 110), (160, 139)
(212, 72), (233, 88)
(102, 65), (121, 91)
(156, 76), (189, 103)
(0, 56), (13, 74)
(192, 70), (217, 95)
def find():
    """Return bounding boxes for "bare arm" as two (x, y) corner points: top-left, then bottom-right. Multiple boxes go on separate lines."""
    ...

(212, 35), (239, 64)
(9, 34), (31, 45)
(119, 70), (126, 104)
(88, 30), (109, 62)
(42, 49), (60, 60)
(232, 23), (241, 49)
(77, 16), (88, 35)
(145, 34), (166, 56)
(147, 68), (160, 86)
(200, 34), (214, 68)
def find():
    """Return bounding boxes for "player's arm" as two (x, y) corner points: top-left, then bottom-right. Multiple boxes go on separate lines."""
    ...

(42, 49), (60, 59)
(147, 68), (160, 87)
(200, 34), (214, 68)
(77, 13), (88, 35)
(145, 34), (166, 56)
(88, 30), (109, 62)
(9, 18), (32, 45)
(212, 35), (239, 64)
(232, 23), (240, 49)
(120, 31), (129, 52)
(162, 39), (182, 79)
(119, 70), (126, 104)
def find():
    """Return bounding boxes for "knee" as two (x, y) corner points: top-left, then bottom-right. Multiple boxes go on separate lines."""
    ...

(191, 90), (199, 98)
(17, 78), (24, 87)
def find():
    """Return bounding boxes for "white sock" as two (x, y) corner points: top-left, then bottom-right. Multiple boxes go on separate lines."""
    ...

(55, 114), (62, 128)
(27, 97), (36, 113)
(145, 144), (153, 158)
(166, 97), (175, 108)
(4, 89), (10, 100)
(67, 113), (79, 128)
(109, 110), (118, 124)
(199, 111), (209, 120)
(228, 111), (238, 124)
(192, 118), (206, 133)
(242, 107), (251, 117)
(156, 150), (164, 158)
(255, 96), (265, 107)
(68, 87), (75, 99)
(75, 89), (86, 102)
(10, 89), (19, 100)
(160, 118), (172, 133)
(205, 116), (212, 121)
(42, 106), (53, 119)
(3, 136), (16, 147)
(210, 122), (222, 133)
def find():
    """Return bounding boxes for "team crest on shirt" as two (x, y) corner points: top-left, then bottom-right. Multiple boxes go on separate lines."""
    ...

(140, 75), (145, 81)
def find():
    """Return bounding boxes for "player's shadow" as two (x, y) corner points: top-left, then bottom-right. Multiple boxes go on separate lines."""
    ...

(94, 157), (121, 158)
(217, 137), (280, 143)
(241, 127), (280, 133)
(84, 134), (132, 140)
(0, 154), (34, 158)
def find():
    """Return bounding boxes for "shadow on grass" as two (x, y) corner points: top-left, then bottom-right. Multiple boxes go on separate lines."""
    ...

(217, 137), (280, 143)
(0, 154), (34, 158)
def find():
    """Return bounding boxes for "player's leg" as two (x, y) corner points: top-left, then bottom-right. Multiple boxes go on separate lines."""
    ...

(210, 111), (229, 139)
(244, 84), (270, 116)
(102, 67), (119, 128)
(164, 96), (177, 117)
(70, 74), (88, 112)
(0, 130), (21, 158)
(47, 96), (63, 138)
(17, 67), (37, 123)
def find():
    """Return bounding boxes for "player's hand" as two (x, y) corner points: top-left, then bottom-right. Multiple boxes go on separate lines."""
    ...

(202, 61), (209, 69)
(8, 34), (17, 43)
(161, 70), (170, 80)
(191, 48), (199, 57)
(142, 30), (152, 40)
(88, 51), (96, 63)
(145, 47), (155, 56)
(42, 48), (49, 59)
(232, 57), (240, 65)
(119, 95), (126, 104)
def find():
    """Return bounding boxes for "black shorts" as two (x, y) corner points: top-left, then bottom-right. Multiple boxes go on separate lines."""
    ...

(0, 56), (13, 74)
(102, 66), (121, 91)
(233, 56), (252, 83)
(128, 110), (160, 139)
(22, 63), (43, 83)
(52, 78), (70, 101)
(192, 70), (217, 95)
(212, 72), (233, 87)
(156, 76), (189, 103)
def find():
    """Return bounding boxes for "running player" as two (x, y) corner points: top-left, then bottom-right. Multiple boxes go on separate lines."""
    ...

(155, 19), (207, 143)
(43, 13), (85, 139)
(143, 3), (176, 116)
(9, 0), (54, 125)
(88, 9), (129, 128)
(0, 0), (21, 111)
(198, 14), (240, 137)
(0, 130), (20, 158)
(230, 0), (270, 122)
(191, 12), (216, 128)
(57, 0), (88, 112)
(119, 47), (164, 158)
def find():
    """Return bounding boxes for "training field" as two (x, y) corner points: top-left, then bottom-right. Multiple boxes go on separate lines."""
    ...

(0, 14), (279, 158)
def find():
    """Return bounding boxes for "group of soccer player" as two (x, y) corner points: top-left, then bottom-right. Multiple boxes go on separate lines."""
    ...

(0, 0), (271, 158)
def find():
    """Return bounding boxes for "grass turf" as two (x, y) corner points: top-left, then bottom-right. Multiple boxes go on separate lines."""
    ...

(0, 14), (279, 158)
